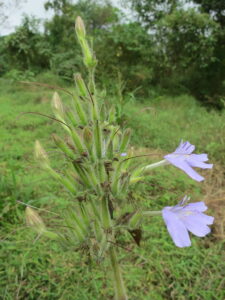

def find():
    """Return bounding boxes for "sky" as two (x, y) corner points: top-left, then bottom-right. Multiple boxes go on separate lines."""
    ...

(0, 0), (124, 36)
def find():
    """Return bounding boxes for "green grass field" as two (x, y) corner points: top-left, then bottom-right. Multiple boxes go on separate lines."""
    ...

(0, 78), (224, 299)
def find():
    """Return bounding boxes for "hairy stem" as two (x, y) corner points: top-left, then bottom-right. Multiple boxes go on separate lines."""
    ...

(109, 247), (128, 300)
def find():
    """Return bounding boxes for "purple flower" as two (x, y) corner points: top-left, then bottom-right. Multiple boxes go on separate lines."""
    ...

(164, 141), (213, 182)
(120, 152), (127, 157)
(162, 196), (214, 247)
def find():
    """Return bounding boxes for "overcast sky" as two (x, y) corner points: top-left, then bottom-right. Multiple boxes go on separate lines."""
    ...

(0, 0), (124, 36)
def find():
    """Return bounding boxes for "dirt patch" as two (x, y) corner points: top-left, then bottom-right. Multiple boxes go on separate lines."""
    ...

(203, 164), (225, 240)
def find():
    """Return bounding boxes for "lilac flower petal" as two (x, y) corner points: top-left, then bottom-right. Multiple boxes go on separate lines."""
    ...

(174, 140), (184, 153)
(162, 199), (214, 247)
(184, 202), (208, 212)
(162, 208), (191, 247)
(175, 141), (195, 154)
(190, 154), (209, 162)
(195, 212), (214, 225)
(165, 156), (204, 181)
(184, 143), (195, 154)
(188, 157), (213, 169)
(182, 213), (213, 237)
(164, 141), (213, 182)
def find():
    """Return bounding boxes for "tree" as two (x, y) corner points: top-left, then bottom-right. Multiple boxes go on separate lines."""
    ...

(127, 0), (225, 106)
(192, 0), (225, 26)
(127, 0), (179, 26)
(44, 0), (121, 80)
(155, 9), (219, 93)
(188, 0), (225, 106)
(1, 16), (50, 72)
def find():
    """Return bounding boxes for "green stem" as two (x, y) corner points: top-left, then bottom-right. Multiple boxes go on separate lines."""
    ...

(109, 247), (128, 300)
(142, 159), (169, 172)
(130, 160), (169, 183)
(142, 210), (162, 216)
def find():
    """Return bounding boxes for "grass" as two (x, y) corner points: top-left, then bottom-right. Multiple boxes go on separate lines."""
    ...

(0, 78), (224, 299)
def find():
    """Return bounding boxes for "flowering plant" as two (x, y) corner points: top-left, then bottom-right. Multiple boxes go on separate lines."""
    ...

(26, 17), (214, 300)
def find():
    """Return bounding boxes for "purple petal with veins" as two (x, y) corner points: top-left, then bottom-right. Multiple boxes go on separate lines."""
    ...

(162, 197), (214, 248)
(164, 141), (213, 181)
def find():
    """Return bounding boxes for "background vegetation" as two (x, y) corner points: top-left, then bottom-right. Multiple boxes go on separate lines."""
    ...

(1, 0), (225, 107)
(0, 0), (224, 299)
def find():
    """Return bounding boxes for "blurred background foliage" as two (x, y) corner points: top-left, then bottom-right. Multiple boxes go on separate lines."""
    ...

(0, 0), (225, 107)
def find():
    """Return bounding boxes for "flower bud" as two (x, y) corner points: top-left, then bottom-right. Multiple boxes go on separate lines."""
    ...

(52, 92), (71, 133)
(34, 140), (49, 167)
(83, 127), (92, 144)
(75, 16), (86, 39)
(119, 128), (131, 153)
(52, 134), (76, 159)
(52, 92), (64, 115)
(74, 73), (88, 98)
(25, 207), (46, 234)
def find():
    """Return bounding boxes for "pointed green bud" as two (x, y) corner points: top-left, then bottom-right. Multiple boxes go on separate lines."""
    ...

(26, 207), (46, 234)
(35, 142), (76, 194)
(83, 127), (95, 159)
(70, 129), (85, 154)
(83, 40), (97, 69)
(74, 73), (88, 98)
(26, 207), (58, 239)
(66, 109), (79, 127)
(75, 16), (86, 39)
(73, 94), (88, 125)
(34, 140), (49, 168)
(75, 16), (97, 68)
(52, 134), (76, 160)
(119, 128), (131, 153)
(52, 93), (66, 125)
(58, 174), (77, 194)
(52, 92), (71, 133)
(85, 164), (100, 192)
(52, 92), (64, 116)
(83, 127), (92, 144)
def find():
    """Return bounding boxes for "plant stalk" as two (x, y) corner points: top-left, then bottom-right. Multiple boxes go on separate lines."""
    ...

(109, 246), (128, 300)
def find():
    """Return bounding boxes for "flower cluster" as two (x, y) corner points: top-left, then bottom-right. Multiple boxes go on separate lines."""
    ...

(161, 141), (214, 247)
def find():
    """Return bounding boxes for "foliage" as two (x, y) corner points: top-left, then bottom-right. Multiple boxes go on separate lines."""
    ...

(128, 0), (179, 26)
(125, 0), (225, 106)
(96, 21), (156, 90)
(44, 0), (120, 81)
(1, 0), (225, 107)
(0, 17), (51, 73)
(188, 0), (225, 106)
(153, 8), (221, 104)
(192, 0), (225, 25)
